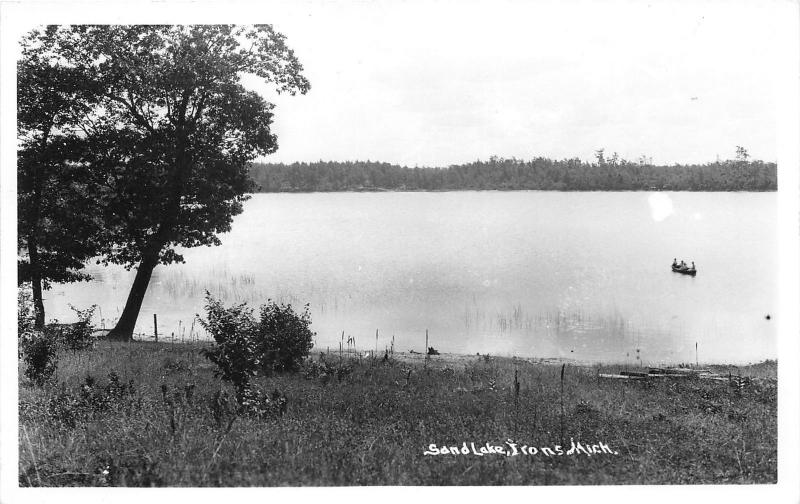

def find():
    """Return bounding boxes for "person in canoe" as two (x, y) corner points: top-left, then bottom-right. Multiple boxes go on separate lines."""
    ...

(689, 261), (696, 271)
(672, 258), (678, 267)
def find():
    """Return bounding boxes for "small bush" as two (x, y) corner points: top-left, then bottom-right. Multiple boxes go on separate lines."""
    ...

(199, 295), (258, 392)
(56, 304), (97, 352)
(255, 301), (315, 373)
(17, 286), (51, 383)
(200, 293), (316, 386)
(162, 357), (189, 374)
(302, 358), (352, 384)
(18, 286), (98, 386)
(209, 389), (238, 428)
(42, 373), (138, 429)
(20, 331), (59, 386)
(17, 286), (37, 346)
(237, 387), (288, 419)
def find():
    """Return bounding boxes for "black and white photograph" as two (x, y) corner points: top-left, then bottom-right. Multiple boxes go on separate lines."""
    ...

(1, 0), (798, 499)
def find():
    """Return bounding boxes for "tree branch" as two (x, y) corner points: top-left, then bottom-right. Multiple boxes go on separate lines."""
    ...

(108, 92), (156, 135)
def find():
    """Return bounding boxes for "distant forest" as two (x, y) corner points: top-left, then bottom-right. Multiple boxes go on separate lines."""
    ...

(249, 150), (776, 192)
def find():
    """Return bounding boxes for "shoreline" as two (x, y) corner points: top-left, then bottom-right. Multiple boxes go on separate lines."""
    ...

(97, 332), (777, 380)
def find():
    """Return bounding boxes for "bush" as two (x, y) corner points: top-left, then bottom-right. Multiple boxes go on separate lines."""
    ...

(56, 304), (97, 352)
(255, 302), (315, 373)
(18, 285), (98, 386)
(17, 286), (37, 345)
(40, 373), (137, 429)
(199, 296), (258, 392)
(18, 287), (58, 385)
(199, 293), (316, 396)
(21, 332), (59, 386)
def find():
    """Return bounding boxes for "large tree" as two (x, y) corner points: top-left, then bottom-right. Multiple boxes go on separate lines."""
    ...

(47, 25), (310, 340)
(18, 27), (106, 328)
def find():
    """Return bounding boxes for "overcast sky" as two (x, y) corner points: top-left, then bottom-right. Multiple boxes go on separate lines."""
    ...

(238, 0), (781, 167)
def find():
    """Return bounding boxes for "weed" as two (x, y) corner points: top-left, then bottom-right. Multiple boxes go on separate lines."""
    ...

(21, 332), (59, 386)
(209, 389), (237, 429)
(162, 357), (189, 374)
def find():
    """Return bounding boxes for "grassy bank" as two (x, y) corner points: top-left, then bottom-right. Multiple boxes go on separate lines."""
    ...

(18, 341), (777, 486)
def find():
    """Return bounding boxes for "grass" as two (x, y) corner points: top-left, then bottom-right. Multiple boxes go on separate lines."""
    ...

(18, 341), (777, 486)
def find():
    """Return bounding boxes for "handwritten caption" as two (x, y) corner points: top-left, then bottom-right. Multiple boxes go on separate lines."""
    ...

(424, 438), (619, 457)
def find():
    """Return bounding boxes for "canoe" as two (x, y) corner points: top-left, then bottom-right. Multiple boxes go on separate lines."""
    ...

(671, 265), (697, 276)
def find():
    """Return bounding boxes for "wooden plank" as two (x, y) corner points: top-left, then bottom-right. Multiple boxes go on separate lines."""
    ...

(599, 373), (644, 380)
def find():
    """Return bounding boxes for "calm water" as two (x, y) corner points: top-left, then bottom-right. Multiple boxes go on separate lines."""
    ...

(45, 191), (777, 364)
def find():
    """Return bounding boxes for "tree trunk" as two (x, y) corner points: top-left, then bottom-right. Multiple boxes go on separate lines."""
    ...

(106, 251), (160, 341)
(31, 278), (45, 329)
(107, 116), (192, 342)
(27, 240), (46, 328)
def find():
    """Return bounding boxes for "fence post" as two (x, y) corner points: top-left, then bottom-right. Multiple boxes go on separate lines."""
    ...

(154, 314), (158, 342)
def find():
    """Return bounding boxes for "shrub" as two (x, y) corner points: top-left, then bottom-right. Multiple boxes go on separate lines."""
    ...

(199, 294), (315, 408)
(18, 286), (98, 386)
(43, 373), (138, 429)
(17, 286), (37, 345)
(255, 301), (315, 373)
(237, 387), (288, 419)
(209, 389), (238, 428)
(18, 287), (58, 385)
(199, 295), (258, 392)
(302, 358), (352, 384)
(56, 304), (97, 352)
(21, 334), (60, 386)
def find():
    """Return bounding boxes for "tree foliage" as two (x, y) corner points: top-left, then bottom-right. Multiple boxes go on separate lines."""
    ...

(53, 25), (310, 266)
(17, 27), (106, 326)
(24, 25), (310, 339)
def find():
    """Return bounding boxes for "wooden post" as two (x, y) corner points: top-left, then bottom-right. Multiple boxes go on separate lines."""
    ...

(153, 314), (158, 342)
(425, 329), (428, 354)
(375, 329), (379, 357)
(560, 363), (565, 448)
(695, 342), (698, 367)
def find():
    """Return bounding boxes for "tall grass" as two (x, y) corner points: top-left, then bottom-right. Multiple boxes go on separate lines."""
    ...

(18, 341), (777, 486)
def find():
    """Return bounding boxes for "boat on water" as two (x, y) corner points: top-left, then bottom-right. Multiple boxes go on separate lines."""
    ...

(671, 264), (697, 276)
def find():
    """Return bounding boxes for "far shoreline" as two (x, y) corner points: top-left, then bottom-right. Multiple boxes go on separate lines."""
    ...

(247, 188), (778, 194)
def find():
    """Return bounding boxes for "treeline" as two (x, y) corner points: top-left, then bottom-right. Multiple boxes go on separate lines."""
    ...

(249, 154), (776, 192)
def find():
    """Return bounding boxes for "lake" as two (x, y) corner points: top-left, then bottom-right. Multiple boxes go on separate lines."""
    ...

(44, 191), (777, 364)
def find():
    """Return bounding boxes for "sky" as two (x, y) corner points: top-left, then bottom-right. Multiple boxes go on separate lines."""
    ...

(236, 0), (782, 167)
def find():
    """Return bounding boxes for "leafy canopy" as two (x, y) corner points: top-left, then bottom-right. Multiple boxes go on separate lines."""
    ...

(42, 25), (310, 267)
(17, 27), (106, 287)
